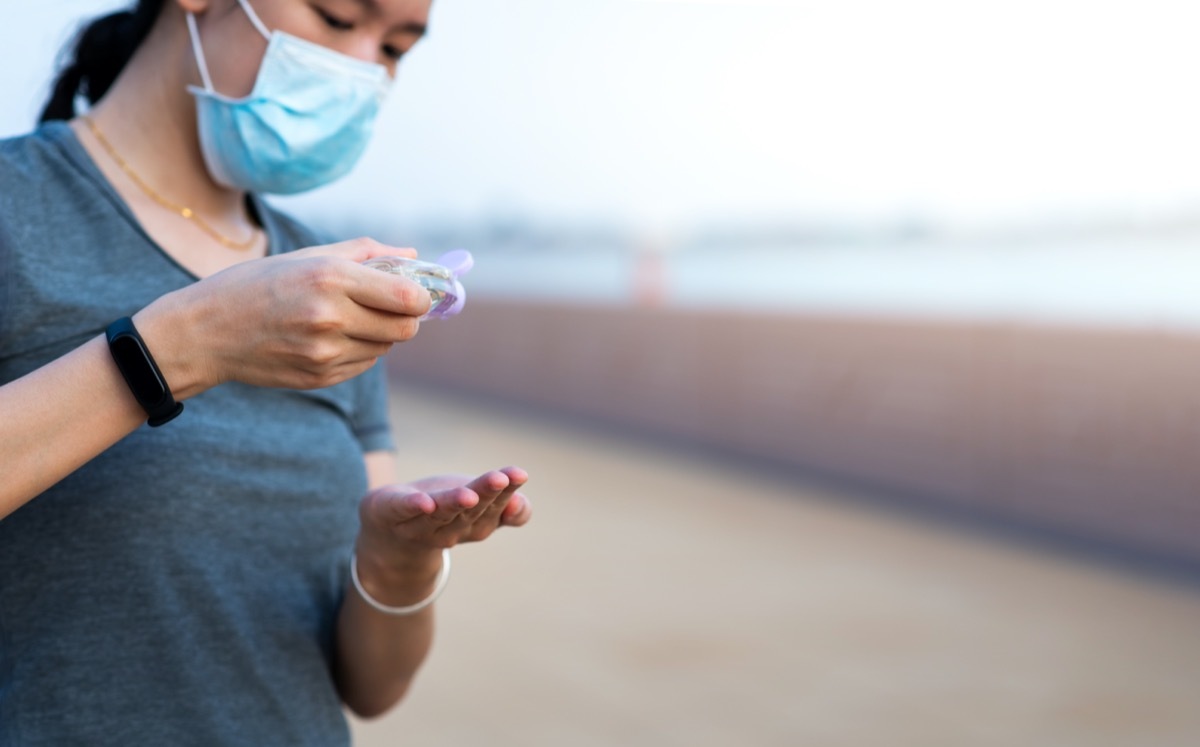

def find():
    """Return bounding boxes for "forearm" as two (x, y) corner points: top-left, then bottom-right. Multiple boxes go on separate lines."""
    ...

(334, 454), (532, 717)
(0, 335), (145, 518)
(0, 303), (208, 520)
(333, 545), (443, 718)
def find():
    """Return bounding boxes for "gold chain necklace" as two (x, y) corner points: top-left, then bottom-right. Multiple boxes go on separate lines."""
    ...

(82, 116), (260, 251)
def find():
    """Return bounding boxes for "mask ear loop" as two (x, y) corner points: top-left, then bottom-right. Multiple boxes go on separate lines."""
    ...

(185, 13), (216, 93)
(236, 0), (274, 41)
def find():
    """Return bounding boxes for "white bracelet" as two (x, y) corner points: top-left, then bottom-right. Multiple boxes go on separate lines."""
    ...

(350, 548), (452, 616)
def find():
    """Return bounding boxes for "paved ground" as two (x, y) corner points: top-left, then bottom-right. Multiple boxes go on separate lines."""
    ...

(349, 382), (1200, 747)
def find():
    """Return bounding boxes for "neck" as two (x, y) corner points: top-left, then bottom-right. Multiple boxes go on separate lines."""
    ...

(82, 8), (249, 226)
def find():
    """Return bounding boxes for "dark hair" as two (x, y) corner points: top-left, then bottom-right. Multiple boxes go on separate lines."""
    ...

(40, 1), (166, 123)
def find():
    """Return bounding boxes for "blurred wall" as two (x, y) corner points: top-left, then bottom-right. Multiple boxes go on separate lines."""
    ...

(387, 301), (1200, 565)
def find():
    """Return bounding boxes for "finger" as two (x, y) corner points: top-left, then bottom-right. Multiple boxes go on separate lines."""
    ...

(319, 237), (419, 263)
(334, 338), (394, 362)
(427, 486), (480, 525)
(291, 354), (387, 390)
(341, 303), (421, 345)
(365, 485), (437, 526)
(476, 467), (527, 520)
(501, 466), (529, 487)
(501, 494), (532, 527)
(407, 473), (473, 494)
(314, 340), (393, 376)
(344, 263), (433, 318)
(462, 470), (511, 520)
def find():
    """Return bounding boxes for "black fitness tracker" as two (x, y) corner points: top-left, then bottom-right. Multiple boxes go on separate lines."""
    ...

(105, 317), (183, 427)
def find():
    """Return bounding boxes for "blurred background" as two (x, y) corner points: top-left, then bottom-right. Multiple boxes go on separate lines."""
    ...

(7, 0), (1200, 744)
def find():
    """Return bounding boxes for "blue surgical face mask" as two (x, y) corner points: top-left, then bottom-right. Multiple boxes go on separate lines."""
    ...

(185, 0), (390, 195)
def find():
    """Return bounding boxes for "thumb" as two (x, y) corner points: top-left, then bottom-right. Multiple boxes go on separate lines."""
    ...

(329, 238), (419, 263)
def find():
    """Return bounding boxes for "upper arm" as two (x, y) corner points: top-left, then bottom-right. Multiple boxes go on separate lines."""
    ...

(364, 450), (398, 490)
(351, 362), (395, 453)
(0, 210), (14, 353)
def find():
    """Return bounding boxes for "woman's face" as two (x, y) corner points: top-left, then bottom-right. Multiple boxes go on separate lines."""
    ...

(180, 0), (432, 97)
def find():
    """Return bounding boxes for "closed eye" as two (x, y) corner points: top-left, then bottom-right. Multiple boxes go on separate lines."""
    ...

(315, 7), (354, 31)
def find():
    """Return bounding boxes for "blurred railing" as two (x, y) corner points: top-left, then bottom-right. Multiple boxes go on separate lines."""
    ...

(387, 301), (1200, 565)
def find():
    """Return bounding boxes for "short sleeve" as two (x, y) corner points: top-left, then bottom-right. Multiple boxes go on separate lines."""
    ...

(0, 214), (11, 353)
(351, 360), (395, 453)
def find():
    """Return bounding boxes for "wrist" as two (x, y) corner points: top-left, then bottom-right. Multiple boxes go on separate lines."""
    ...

(352, 539), (446, 608)
(104, 317), (184, 426)
(132, 292), (218, 400)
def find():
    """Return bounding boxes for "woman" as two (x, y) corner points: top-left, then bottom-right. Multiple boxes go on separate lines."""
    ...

(0, 1), (532, 744)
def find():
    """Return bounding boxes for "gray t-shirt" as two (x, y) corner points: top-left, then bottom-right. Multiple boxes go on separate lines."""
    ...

(0, 122), (395, 746)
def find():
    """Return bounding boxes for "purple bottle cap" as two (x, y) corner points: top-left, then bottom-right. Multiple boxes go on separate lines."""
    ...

(431, 282), (465, 318)
(425, 249), (471, 319)
(436, 249), (474, 278)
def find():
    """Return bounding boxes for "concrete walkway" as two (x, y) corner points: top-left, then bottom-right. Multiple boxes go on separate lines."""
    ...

(349, 383), (1200, 747)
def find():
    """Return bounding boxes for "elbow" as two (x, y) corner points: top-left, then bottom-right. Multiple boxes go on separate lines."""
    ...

(343, 682), (412, 720)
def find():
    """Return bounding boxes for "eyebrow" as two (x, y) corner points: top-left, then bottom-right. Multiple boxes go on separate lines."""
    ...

(348, 0), (429, 36)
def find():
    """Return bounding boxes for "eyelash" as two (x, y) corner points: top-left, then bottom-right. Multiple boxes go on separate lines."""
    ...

(315, 8), (353, 31)
(315, 7), (405, 61)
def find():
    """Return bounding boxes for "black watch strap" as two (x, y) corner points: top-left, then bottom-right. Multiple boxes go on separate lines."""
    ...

(105, 317), (184, 427)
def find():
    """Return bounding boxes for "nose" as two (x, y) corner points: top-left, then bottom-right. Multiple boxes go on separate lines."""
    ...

(344, 34), (383, 66)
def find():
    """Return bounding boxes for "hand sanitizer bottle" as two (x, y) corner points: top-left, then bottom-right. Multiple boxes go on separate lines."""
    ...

(363, 249), (473, 320)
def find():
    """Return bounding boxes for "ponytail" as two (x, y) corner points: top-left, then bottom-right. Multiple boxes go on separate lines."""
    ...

(40, 1), (166, 123)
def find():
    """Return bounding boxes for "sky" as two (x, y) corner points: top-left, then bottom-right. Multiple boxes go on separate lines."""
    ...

(4, 0), (1200, 234)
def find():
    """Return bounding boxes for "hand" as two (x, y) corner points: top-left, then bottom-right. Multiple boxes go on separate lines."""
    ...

(355, 467), (532, 575)
(133, 238), (432, 397)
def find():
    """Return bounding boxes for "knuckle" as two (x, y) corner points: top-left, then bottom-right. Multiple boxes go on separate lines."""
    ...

(395, 318), (421, 342)
(342, 237), (371, 255)
(351, 236), (382, 252)
(300, 300), (341, 333)
(294, 370), (327, 390)
(303, 258), (345, 294)
(302, 340), (341, 368)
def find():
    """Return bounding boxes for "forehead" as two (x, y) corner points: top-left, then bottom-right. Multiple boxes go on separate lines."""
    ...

(341, 0), (434, 25)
